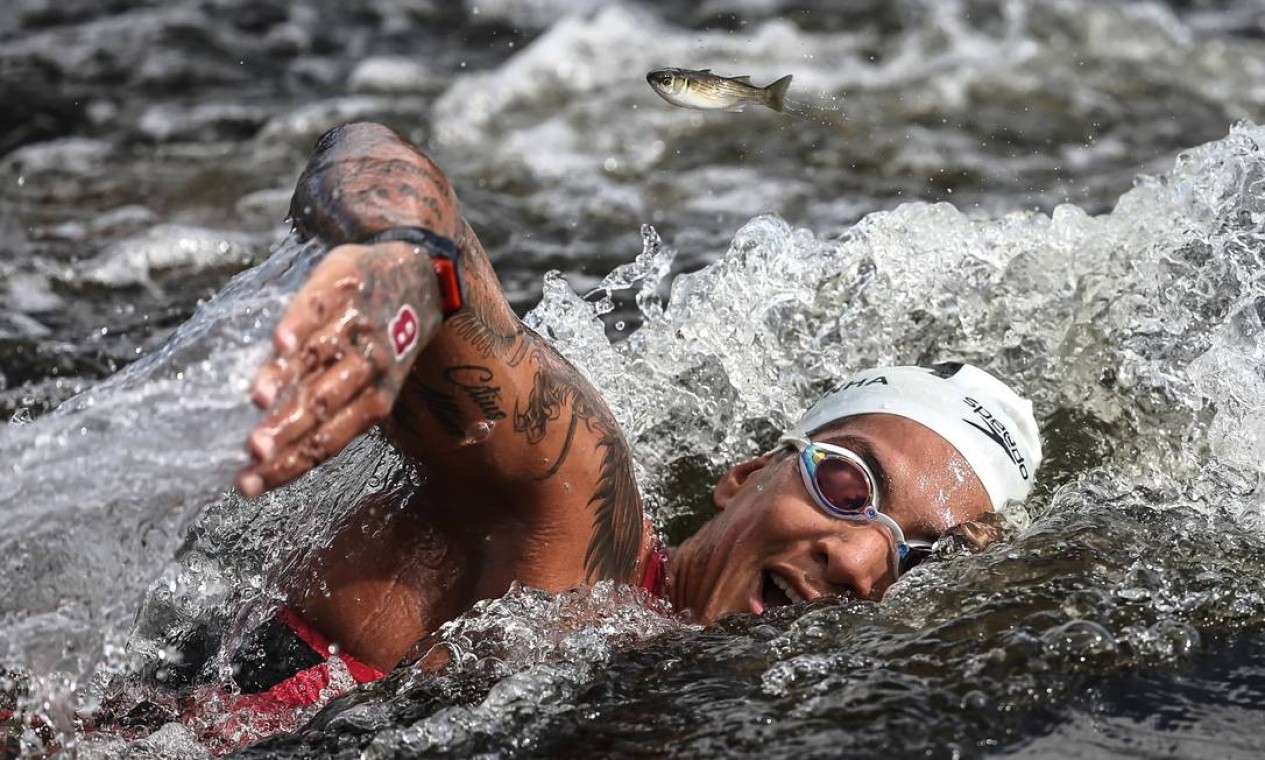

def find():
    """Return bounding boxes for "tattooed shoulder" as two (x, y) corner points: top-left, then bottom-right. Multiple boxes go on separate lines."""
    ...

(511, 331), (643, 582)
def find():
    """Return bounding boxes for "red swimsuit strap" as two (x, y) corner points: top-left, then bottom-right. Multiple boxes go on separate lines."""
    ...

(276, 607), (384, 684)
(639, 535), (670, 600)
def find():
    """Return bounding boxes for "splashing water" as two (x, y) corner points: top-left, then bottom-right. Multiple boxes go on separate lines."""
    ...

(3, 118), (1265, 755)
(0, 233), (433, 752)
(0, 116), (1259, 754)
(2, 0), (1265, 755)
(233, 122), (1265, 758)
(59, 122), (1265, 757)
(0, 238), (311, 734)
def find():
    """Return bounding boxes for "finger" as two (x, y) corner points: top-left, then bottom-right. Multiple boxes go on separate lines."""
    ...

(247, 395), (315, 465)
(237, 386), (393, 497)
(247, 352), (377, 462)
(252, 306), (367, 409)
(301, 309), (369, 373)
(308, 351), (377, 427)
(251, 355), (302, 409)
(271, 253), (366, 355)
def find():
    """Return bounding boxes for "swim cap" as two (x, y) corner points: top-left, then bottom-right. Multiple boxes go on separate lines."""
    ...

(788, 363), (1042, 508)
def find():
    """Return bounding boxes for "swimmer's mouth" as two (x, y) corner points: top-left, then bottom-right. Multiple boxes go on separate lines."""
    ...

(759, 569), (806, 611)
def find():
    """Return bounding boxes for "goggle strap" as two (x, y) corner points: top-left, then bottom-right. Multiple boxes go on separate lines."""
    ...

(874, 512), (911, 581)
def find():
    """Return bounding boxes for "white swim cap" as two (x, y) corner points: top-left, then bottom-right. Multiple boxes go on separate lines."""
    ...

(788, 363), (1042, 508)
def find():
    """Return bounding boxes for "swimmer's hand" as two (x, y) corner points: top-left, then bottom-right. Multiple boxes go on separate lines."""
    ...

(236, 241), (443, 497)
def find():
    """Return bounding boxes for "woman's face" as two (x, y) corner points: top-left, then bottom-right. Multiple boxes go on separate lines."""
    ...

(670, 413), (992, 623)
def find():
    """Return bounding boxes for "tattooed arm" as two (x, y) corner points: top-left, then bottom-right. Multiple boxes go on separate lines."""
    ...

(237, 122), (644, 586)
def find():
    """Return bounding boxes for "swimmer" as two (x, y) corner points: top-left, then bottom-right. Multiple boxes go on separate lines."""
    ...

(218, 122), (1041, 706)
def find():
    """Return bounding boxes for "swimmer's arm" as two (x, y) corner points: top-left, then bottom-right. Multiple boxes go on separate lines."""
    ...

(237, 122), (644, 584)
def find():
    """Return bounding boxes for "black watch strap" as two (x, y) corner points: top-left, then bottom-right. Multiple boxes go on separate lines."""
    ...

(357, 226), (465, 318)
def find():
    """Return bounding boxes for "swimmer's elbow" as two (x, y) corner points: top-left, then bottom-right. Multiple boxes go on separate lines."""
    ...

(290, 122), (460, 244)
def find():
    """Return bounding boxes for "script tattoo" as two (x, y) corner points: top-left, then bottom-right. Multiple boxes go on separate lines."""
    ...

(414, 385), (464, 437)
(444, 365), (507, 421)
(509, 331), (641, 583)
(404, 364), (508, 438)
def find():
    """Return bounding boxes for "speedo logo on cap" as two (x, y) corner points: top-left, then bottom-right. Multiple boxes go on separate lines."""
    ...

(962, 397), (1029, 480)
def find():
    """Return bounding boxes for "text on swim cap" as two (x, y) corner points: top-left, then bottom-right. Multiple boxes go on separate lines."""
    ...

(841, 375), (889, 390)
(961, 397), (1029, 480)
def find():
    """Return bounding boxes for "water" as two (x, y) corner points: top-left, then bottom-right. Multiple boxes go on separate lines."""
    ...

(3, 0), (1265, 757)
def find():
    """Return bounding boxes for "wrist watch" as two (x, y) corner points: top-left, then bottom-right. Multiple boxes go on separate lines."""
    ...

(356, 226), (465, 318)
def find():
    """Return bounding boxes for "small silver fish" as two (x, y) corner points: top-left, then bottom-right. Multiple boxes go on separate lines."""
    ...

(646, 67), (793, 113)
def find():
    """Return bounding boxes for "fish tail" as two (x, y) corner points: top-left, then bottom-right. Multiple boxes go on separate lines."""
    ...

(763, 74), (793, 113)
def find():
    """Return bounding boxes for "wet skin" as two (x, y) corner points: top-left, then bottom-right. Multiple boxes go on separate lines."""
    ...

(669, 413), (991, 622)
(240, 123), (646, 671)
(236, 122), (993, 672)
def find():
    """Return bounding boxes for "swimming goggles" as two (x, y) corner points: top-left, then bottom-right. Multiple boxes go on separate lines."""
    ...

(780, 435), (934, 579)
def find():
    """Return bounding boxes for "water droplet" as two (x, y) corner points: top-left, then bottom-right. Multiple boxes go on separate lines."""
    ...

(462, 420), (495, 445)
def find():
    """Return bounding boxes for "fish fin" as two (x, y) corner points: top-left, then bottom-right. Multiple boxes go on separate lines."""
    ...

(731, 75), (753, 84)
(763, 74), (793, 113)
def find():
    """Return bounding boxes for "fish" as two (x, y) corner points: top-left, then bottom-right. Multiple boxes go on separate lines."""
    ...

(646, 68), (794, 113)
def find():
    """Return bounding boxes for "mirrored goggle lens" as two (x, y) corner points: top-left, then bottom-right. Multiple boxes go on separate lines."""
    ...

(811, 454), (872, 514)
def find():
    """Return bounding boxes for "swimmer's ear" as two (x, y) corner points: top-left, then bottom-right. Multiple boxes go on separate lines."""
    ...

(941, 511), (1011, 552)
(713, 451), (778, 511)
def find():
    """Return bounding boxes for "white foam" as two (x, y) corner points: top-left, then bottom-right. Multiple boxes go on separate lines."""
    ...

(76, 224), (263, 287)
(347, 56), (438, 95)
(526, 123), (1265, 527)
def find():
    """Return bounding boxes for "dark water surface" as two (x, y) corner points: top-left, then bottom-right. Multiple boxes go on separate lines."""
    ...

(3, 0), (1265, 758)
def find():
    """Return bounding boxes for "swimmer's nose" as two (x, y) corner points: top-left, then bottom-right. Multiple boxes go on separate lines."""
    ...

(811, 526), (895, 600)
